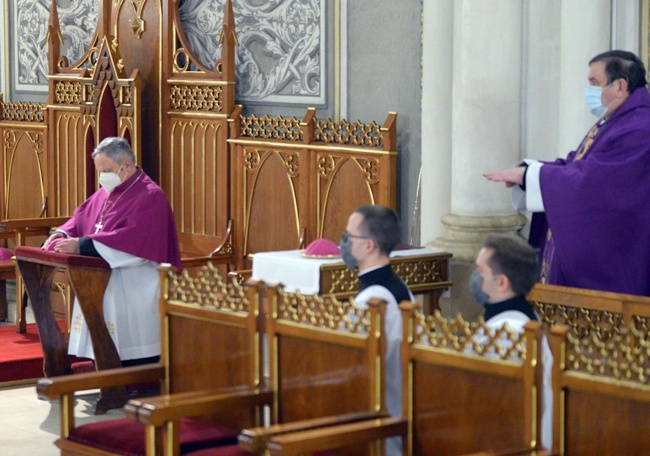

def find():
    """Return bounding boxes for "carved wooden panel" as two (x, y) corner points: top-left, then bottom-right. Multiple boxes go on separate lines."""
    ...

(166, 117), (229, 240)
(236, 147), (308, 258)
(229, 109), (397, 269)
(314, 151), (394, 242)
(49, 111), (86, 216)
(1, 128), (47, 219)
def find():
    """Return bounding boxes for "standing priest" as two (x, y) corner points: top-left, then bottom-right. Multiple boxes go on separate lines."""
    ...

(42, 136), (181, 366)
(484, 50), (650, 296)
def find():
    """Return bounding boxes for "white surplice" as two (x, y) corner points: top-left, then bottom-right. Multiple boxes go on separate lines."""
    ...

(67, 240), (161, 361)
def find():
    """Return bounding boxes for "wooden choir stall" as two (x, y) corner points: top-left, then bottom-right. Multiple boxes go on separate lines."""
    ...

(0, 0), (422, 389)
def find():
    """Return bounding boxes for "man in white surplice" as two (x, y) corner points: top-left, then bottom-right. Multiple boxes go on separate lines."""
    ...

(469, 234), (553, 451)
(339, 205), (413, 456)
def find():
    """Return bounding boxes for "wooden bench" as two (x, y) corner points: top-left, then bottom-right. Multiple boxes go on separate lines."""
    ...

(123, 282), (404, 455)
(265, 304), (547, 456)
(549, 324), (650, 455)
(37, 262), (263, 454)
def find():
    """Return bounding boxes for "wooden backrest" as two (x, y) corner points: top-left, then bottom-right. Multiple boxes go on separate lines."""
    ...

(528, 283), (650, 339)
(266, 285), (387, 442)
(549, 324), (650, 455)
(400, 303), (542, 455)
(159, 262), (261, 427)
(229, 108), (397, 269)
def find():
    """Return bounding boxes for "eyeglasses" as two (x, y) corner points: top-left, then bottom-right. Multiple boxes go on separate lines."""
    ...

(341, 231), (370, 243)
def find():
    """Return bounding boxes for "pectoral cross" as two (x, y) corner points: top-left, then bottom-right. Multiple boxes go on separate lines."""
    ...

(94, 222), (103, 233)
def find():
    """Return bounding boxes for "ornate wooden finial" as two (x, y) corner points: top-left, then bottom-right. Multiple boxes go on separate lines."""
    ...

(219, 0), (238, 111)
(219, 0), (239, 47)
(45, 0), (64, 75)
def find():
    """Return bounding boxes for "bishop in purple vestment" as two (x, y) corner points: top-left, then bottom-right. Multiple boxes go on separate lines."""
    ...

(43, 137), (181, 363)
(485, 50), (650, 296)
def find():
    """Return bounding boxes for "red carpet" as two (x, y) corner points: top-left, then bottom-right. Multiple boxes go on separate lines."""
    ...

(0, 323), (47, 383)
(0, 322), (90, 384)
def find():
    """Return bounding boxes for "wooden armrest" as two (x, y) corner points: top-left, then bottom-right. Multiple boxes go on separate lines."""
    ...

(265, 416), (407, 456)
(208, 218), (234, 256)
(238, 411), (390, 454)
(36, 364), (164, 399)
(125, 385), (273, 426)
(0, 216), (70, 232)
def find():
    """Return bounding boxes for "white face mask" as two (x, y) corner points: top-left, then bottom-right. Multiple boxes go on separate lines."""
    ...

(99, 162), (125, 193)
(585, 85), (607, 117)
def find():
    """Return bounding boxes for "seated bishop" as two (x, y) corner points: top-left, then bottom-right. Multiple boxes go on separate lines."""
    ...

(43, 136), (181, 367)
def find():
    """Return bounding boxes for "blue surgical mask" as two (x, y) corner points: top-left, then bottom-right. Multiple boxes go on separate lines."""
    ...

(469, 270), (490, 305)
(585, 85), (607, 117)
(339, 236), (358, 270)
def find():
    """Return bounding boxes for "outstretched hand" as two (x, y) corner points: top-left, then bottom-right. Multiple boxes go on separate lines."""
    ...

(483, 167), (525, 188)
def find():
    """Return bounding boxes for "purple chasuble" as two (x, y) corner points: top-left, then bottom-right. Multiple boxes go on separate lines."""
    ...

(58, 168), (182, 270)
(528, 87), (650, 295)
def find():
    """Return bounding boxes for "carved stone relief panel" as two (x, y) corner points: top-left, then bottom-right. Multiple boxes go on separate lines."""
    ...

(10, 0), (326, 105)
(11, 0), (97, 94)
(179, 0), (326, 104)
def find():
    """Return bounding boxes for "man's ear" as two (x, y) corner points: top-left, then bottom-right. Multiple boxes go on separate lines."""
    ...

(496, 273), (512, 293)
(617, 78), (629, 97)
(366, 237), (377, 254)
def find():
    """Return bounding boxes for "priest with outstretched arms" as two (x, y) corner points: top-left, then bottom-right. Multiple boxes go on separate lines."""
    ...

(42, 136), (181, 366)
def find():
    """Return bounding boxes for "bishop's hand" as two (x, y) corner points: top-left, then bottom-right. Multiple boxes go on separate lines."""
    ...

(53, 238), (80, 255)
(42, 233), (64, 250)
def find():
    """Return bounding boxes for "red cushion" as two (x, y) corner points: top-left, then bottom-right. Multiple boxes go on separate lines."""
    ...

(0, 247), (12, 260)
(67, 417), (239, 455)
(71, 360), (95, 374)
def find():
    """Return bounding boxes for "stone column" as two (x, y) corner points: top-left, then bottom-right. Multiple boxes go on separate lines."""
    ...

(556, 0), (612, 154)
(420, 0), (453, 244)
(429, 0), (527, 319)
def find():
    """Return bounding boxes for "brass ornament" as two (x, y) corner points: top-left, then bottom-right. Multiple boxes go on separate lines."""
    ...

(1, 102), (46, 123)
(165, 263), (248, 313)
(170, 85), (223, 112)
(276, 288), (370, 335)
(315, 118), (383, 148)
(240, 114), (302, 141)
(414, 311), (527, 362)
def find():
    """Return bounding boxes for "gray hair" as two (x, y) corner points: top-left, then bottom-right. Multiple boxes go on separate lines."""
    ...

(91, 137), (136, 164)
